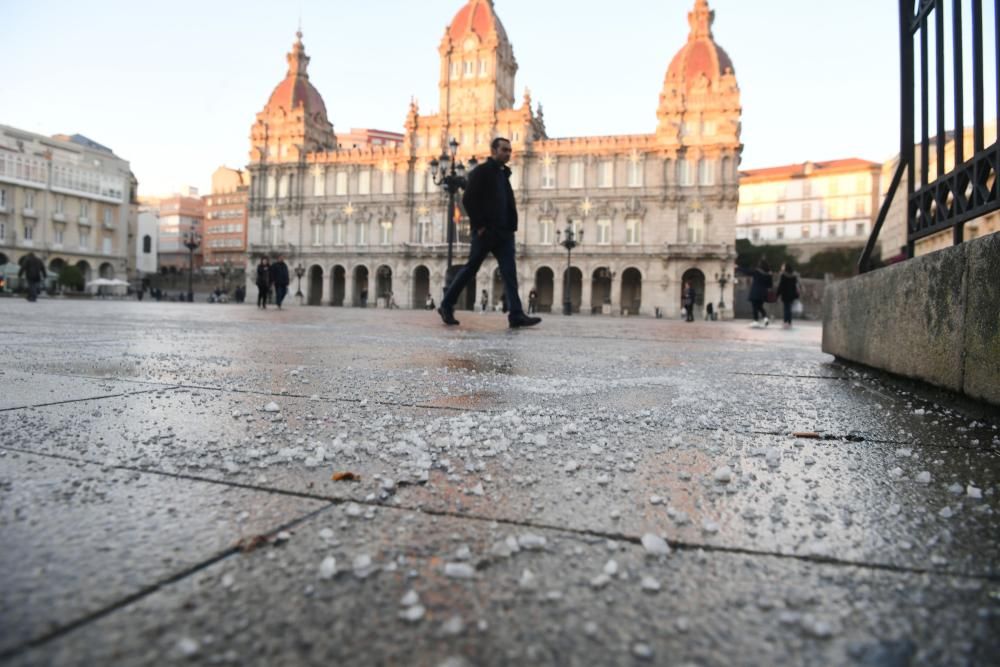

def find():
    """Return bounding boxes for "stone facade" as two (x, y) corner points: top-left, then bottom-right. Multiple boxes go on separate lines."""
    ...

(737, 159), (882, 263)
(203, 167), (248, 268)
(0, 125), (133, 285)
(245, 0), (742, 316)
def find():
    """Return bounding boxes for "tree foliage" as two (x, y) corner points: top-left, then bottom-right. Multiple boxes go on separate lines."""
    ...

(57, 265), (85, 291)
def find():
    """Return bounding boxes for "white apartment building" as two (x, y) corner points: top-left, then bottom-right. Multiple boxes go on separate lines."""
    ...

(737, 159), (881, 262)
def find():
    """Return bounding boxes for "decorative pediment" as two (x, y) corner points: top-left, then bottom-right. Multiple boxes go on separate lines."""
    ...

(624, 197), (646, 217)
(309, 206), (326, 223)
(377, 205), (397, 222)
(537, 199), (558, 218)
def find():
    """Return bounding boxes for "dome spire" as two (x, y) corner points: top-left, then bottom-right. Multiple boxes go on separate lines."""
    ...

(287, 29), (309, 79)
(688, 0), (714, 41)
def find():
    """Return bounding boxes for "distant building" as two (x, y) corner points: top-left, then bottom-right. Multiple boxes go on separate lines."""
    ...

(157, 188), (204, 272)
(336, 128), (405, 150)
(203, 167), (248, 268)
(879, 120), (999, 259)
(0, 124), (134, 285)
(135, 210), (159, 276)
(246, 0), (743, 316)
(737, 159), (882, 262)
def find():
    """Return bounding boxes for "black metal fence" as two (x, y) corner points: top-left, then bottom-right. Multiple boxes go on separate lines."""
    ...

(860, 0), (999, 272)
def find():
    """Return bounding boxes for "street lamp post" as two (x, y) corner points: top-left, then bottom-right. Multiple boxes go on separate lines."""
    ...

(183, 230), (201, 303)
(220, 259), (232, 294)
(557, 224), (582, 316)
(430, 138), (477, 295)
(294, 263), (305, 303)
(715, 269), (731, 316)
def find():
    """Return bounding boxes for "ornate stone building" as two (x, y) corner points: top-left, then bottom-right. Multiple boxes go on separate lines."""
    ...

(246, 0), (741, 316)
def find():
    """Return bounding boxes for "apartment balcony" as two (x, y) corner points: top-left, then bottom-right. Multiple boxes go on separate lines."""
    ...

(103, 220), (115, 231)
(52, 211), (66, 223)
(22, 207), (37, 219)
(78, 216), (91, 226)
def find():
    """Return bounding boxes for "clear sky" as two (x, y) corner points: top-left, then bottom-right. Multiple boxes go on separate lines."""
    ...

(1, 0), (989, 197)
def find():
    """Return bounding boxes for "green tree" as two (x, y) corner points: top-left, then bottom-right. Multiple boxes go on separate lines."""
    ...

(735, 239), (794, 272)
(58, 265), (85, 291)
(801, 249), (859, 279)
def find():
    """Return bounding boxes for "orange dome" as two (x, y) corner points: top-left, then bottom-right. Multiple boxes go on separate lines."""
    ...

(264, 31), (329, 120)
(447, 0), (507, 43)
(266, 77), (328, 118)
(665, 0), (735, 86)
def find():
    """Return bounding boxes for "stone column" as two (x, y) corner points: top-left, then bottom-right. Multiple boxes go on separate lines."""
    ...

(610, 274), (621, 315)
(345, 268), (355, 307)
(581, 272), (593, 315)
(321, 268), (331, 306)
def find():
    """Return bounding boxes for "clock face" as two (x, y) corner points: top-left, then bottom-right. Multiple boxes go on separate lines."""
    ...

(463, 36), (477, 51)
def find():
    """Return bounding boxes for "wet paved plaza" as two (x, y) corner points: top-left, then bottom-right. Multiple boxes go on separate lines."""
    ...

(1, 300), (998, 666)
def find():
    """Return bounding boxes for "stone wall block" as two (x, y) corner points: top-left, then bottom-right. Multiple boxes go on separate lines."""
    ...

(962, 232), (1000, 404)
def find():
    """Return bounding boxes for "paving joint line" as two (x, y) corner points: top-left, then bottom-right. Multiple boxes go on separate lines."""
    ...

(3, 445), (995, 586)
(0, 387), (175, 413)
(0, 502), (335, 661)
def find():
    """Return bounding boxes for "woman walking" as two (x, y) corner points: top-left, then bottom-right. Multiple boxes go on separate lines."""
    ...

(256, 257), (271, 309)
(748, 259), (773, 328)
(775, 262), (801, 329)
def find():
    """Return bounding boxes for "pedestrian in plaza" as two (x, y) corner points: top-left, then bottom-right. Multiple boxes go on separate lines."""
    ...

(256, 257), (271, 309)
(270, 255), (290, 309)
(775, 261), (802, 329)
(425, 293), (435, 310)
(682, 281), (696, 322)
(480, 289), (489, 313)
(18, 252), (46, 302)
(528, 288), (538, 314)
(748, 259), (773, 328)
(360, 286), (368, 308)
(437, 137), (540, 329)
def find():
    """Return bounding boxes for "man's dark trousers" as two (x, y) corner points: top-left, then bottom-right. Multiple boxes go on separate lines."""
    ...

(275, 286), (288, 308)
(442, 231), (524, 322)
(27, 280), (41, 302)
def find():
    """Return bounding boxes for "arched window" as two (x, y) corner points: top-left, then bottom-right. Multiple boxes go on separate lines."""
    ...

(142, 235), (152, 253)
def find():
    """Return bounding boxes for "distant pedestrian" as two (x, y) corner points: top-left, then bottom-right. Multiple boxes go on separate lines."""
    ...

(480, 289), (489, 313)
(528, 289), (538, 314)
(18, 252), (46, 302)
(270, 255), (290, 309)
(425, 293), (435, 310)
(775, 262), (801, 329)
(748, 259), (773, 328)
(682, 281), (696, 322)
(360, 286), (368, 308)
(235, 284), (246, 304)
(436, 137), (540, 329)
(256, 257), (271, 309)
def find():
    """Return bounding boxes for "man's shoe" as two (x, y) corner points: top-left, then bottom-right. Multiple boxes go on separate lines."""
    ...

(438, 306), (460, 326)
(509, 315), (542, 328)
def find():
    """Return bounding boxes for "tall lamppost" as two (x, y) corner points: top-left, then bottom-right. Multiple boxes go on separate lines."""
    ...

(715, 269), (731, 315)
(220, 258), (232, 294)
(430, 138), (477, 293)
(557, 223), (582, 316)
(294, 263), (306, 303)
(183, 229), (201, 303)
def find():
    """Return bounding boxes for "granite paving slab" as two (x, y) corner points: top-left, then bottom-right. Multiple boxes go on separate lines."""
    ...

(7, 504), (997, 667)
(0, 450), (326, 656)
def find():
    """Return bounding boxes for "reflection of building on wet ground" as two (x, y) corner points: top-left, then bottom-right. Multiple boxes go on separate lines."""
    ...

(246, 0), (741, 317)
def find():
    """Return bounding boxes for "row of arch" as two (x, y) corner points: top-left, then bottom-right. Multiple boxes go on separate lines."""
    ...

(291, 263), (715, 315)
(0, 253), (115, 285)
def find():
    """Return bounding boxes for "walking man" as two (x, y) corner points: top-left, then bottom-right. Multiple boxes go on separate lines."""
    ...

(18, 252), (46, 302)
(256, 257), (271, 309)
(270, 255), (290, 309)
(438, 137), (540, 329)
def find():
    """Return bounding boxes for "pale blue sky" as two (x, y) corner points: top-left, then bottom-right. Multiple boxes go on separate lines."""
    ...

(1, 0), (991, 196)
